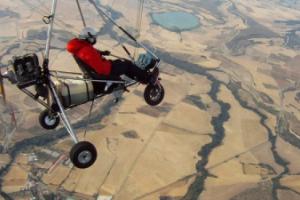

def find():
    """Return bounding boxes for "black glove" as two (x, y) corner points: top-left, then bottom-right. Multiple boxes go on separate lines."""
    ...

(101, 50), (111, 56)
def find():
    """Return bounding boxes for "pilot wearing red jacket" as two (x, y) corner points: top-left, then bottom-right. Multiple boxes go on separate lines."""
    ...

(66, 27), (158, 84)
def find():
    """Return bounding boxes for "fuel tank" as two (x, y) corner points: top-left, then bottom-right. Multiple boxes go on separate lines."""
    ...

(54, 79), (94, 108)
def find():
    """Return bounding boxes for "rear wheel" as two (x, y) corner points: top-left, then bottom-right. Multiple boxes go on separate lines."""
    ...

(70, 141), (97, 169)
(39, 110), (60, 130)
(144, 84), (165, 106)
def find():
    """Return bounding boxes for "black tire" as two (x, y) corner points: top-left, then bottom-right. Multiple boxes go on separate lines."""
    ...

(39, 110), (60, 130)
(144, 84), (165, 106)
(70, 141), (97, 169)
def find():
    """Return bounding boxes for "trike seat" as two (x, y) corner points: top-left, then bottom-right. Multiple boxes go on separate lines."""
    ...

(74, 56), (120, 81)
(74, 56), (124, 95)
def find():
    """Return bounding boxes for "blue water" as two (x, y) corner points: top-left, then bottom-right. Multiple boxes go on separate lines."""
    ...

(151, 12), (200, 32)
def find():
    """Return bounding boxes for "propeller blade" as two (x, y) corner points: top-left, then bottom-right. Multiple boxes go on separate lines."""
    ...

(0, 69), (17, 129)
(0, 70), (7, 105)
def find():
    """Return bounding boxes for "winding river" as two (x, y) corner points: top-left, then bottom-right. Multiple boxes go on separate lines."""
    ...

(150, 47), (292, 199)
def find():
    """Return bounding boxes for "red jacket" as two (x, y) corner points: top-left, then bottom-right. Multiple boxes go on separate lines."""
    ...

(66, 38), (112, 75)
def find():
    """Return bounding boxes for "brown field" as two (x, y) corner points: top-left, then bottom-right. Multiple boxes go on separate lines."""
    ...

(1, 0), (300, 199)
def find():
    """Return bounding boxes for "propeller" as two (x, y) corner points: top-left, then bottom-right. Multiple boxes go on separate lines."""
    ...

(0, 69), (7, 105)
(0, 68), (18, 152)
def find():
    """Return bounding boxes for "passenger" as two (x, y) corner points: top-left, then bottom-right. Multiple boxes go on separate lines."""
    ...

(66, 27), (158, 84)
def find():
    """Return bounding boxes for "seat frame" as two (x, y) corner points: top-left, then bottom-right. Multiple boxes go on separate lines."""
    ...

(73, 56), (126, 94)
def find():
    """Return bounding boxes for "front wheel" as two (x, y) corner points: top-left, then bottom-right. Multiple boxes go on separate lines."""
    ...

(39, 110), (60, 130)
(144, 84), (165, 106)
(70, 141), (97, 169)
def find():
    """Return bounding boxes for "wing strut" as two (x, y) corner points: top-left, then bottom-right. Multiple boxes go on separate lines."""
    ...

(44, 0), (58, 63)
(76, 0), (87, 27)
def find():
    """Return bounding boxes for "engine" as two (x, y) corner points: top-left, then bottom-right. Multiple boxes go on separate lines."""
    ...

(12, 53), (42, 88)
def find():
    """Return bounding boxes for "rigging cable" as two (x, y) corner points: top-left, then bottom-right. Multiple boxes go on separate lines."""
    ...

(84, 98), (95, 139)
(134, 0), (145, 57)
(88, 0), (138, 43)
(88, 0), (159, 60)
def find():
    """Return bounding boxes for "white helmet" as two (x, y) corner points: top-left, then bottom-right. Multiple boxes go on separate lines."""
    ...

(78, 27), (97, 44)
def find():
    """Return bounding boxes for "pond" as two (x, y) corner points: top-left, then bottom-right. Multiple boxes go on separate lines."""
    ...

(151, 11), (200, 32)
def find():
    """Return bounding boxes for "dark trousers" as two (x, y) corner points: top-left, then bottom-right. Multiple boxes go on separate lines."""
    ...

(110, 59), (149, 83)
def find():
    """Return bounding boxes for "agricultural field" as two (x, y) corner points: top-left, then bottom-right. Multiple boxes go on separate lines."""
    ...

(0, 0), (300, 199)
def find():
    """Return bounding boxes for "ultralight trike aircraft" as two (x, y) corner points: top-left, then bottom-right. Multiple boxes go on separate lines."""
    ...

(0, 0), (165, 169)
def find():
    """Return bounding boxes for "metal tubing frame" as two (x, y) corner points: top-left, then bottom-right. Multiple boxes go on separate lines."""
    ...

(43, 0), (80, 144)
(49, 80), (79, 143)
(21, 88), (50, 109)
(50, 70), (83, 76)
(36, 0), (148, 145)
(58, 113), (73, 137)
(47, 77), (136, 144)
(51, 74), (126, 84)
(18, 78), (137, 115)
(44, 0), (58, 60)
